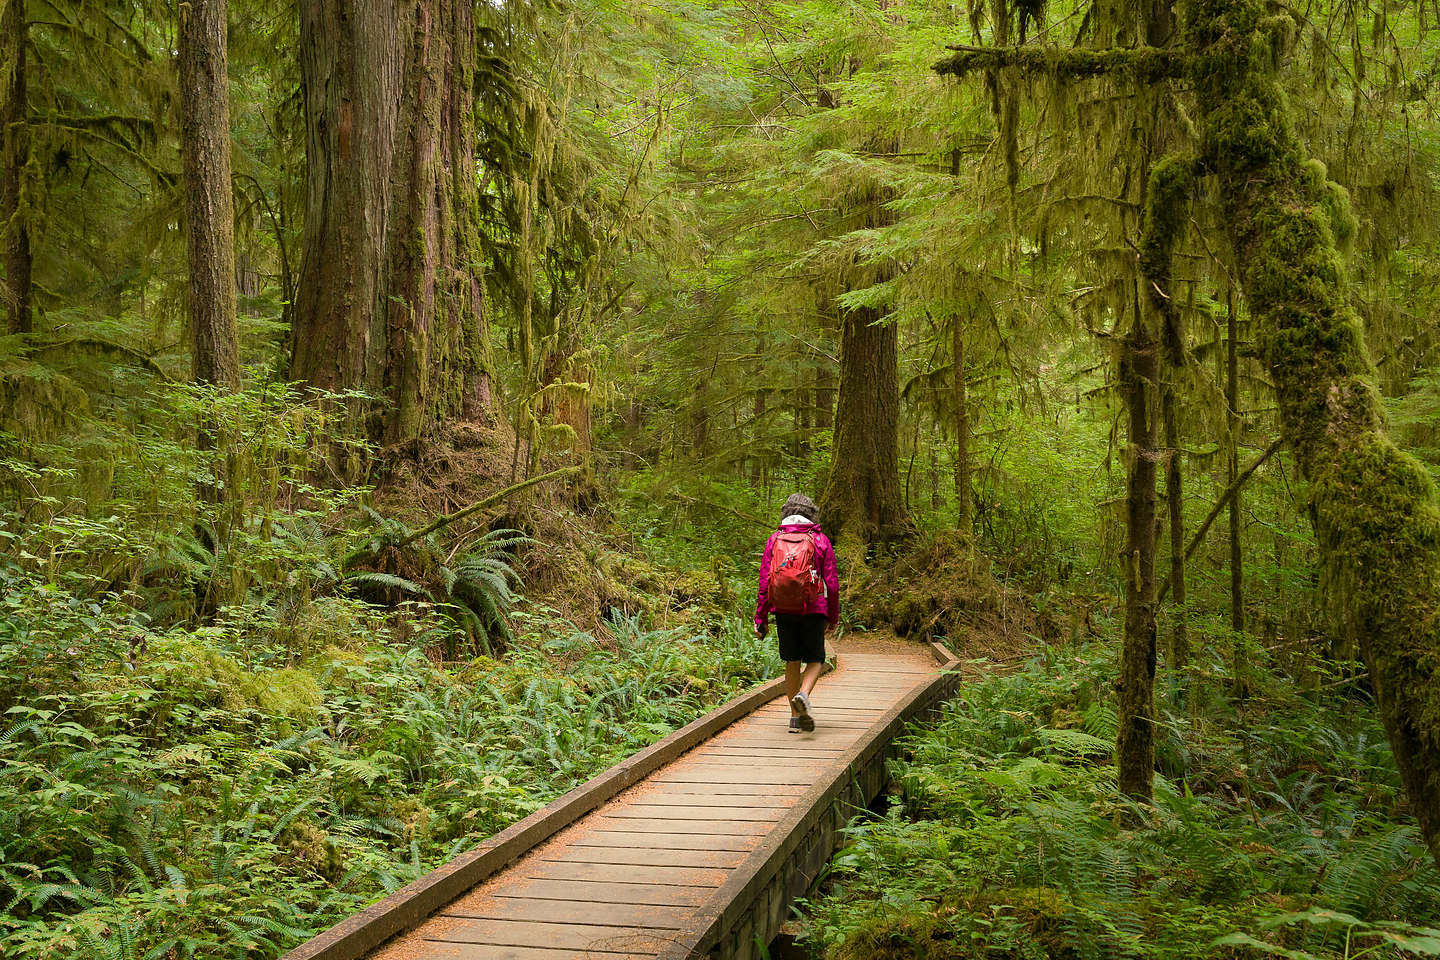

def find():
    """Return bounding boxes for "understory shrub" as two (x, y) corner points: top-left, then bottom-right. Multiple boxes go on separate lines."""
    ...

(0, 572), (779, 959)
(807, 645), (1440, 959)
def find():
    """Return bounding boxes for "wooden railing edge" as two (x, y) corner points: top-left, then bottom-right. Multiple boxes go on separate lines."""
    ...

(279, 673), (790, 960)
(658, 643), (963, 959)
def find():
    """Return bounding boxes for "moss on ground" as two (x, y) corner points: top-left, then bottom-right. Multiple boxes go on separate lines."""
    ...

(849, 533), (1059, 658)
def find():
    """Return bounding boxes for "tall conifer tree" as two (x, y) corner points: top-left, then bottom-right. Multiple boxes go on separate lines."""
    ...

(178, 0), (240, 389)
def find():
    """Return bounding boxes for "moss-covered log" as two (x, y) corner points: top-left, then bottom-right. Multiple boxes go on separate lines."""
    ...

(934, 45), (1184, 83)
(1190, 0), (1440, 863)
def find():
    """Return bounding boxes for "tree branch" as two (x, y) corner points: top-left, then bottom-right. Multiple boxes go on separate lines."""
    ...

(399, 466), (582, 550)
(934, 45), (1185, 83)
(1157, 437), (1282, 605)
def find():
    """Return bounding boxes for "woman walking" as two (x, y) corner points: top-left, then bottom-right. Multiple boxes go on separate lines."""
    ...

(754, 493), (840, 732)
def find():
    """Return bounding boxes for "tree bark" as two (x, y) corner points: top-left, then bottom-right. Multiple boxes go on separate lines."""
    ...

(1116, 292), (1160, 802)
(819, 300), (908, 550)
(1226, 289), (1243, 639)
(953, 310), (972, 536)
(1117, 153), (1191, 803)
(1192, 0), (1440, 864)
(750, 385), (766, 485)
(178, 0), (240, 389)
(2, 0), (32, 335)
(1163, 382), (1187, 667)
(815, 364), (835, 433)
(815, 302), (837, 433)
(293, 0), (491, 444)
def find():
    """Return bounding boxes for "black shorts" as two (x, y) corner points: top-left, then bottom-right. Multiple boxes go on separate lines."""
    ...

(776, 613), (827, 663)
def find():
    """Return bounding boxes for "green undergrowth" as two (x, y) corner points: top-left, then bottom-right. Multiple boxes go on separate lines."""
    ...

(0, 570), (780, 959)
(806, 645), (1440, 959)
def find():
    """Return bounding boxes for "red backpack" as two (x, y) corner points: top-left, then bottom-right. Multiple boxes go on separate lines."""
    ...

(769, 530), (821, 613)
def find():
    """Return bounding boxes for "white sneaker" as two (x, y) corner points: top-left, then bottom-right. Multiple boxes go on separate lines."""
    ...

(791, 692), (814, 732)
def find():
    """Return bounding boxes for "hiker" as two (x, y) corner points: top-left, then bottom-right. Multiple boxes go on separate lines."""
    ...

(754, 493), (840, 733)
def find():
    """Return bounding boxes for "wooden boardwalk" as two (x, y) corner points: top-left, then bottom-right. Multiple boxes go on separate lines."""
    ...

(283, 640), (958, 960)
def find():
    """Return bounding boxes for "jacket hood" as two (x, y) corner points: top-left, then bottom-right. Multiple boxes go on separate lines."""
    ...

(778, 522), (824, 533)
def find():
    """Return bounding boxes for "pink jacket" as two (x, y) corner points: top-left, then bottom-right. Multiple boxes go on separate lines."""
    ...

(755, 522), (840, 628)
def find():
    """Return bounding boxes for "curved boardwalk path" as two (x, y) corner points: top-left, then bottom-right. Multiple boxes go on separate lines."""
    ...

(284, 638), (959, 960)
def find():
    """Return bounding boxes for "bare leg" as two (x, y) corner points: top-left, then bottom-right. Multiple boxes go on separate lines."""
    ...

(800, 660), (825, 698)
(785, 661), (802, 714)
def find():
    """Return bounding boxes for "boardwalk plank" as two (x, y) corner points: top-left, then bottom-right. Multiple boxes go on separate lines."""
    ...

(422, 918), (674, 952)
(413, 944), (650, 960)
(668, 742), (846, 759)
(587, 817), (772, 835)
(519, 861), (730, 886)
(498, 878), (714, 907)
(567, 830), (759, 851)
(443, 898), (691, 929)
(539, 846), (748, 869)
(650, 770), (816, 785)
(608, 792), (793, 808)
(604, 804), (785, 822)
(644, 781), (809, 797)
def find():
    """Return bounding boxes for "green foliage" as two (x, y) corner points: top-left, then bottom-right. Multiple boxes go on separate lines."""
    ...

(343, 512), (533, 656)
(808, 646), (1440, 959)
(0, 569), (779, 959)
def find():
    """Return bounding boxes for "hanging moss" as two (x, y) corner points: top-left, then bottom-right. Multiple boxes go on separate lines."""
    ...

(934, 46), (1184, 83)
(1188, 0), (1440, 865)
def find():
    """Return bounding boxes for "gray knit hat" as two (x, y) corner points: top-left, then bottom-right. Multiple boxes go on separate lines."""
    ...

(780, 493), (818, 522)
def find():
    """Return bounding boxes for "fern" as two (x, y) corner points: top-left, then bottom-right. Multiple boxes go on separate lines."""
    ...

(342, 571), (429, 598)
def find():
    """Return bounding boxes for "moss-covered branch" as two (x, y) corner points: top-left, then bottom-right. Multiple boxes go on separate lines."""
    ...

(344, 466), (581, 568)
(1190, 0), (1440, 865)
(1138, 153), (1195, 364)
(933, 45), (1185, 82)
(1157, 437), (1282, 605)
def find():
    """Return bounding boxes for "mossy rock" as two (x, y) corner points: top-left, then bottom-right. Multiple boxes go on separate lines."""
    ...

(280, 821), (346, 881)
(142, 634), (327, 721)
(825, 910), (962, 960)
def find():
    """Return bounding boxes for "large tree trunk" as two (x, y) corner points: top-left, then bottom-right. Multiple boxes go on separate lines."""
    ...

(1226, 291), (1244, 642)
(819, 301), (907, 550)
(1116, 292), (1160, 801)
(178, 0), (240, 389)
(2, 0), (32, 335)
(1116, 152), (1191, 802)
(953, 311), (972, 536)
(293, 0), (491, 444)
(1192, 0), (1440, 864)
(1112, 0), (1182, 807)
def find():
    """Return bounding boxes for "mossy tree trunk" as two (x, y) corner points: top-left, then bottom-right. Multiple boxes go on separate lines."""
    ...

(2, 0), (32, 336)
(1191, 0), (1440, 864)
(293, 0), (492, 446)
(1119, 152), (1192, 802)
(1116, 289), (1161, 801)
(178, 0), (240, 390)
(953, 310), (972, 536)
(1226, 291), (1244, 643)
(820, 300), (908, 552)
